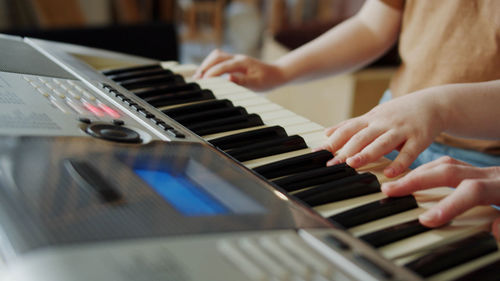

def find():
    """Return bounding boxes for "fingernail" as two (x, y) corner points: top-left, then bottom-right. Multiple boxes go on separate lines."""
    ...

(384, 167), (396, 177)
(347, 155), (361, 166)
(380, 183), (392, 193)
(327, 159), (340, 166)
(419, 209), (441, 223)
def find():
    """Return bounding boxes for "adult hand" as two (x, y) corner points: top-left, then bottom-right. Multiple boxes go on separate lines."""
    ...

(318, 89), (448, 178)
(193, 49), (286, 91)
(382, 156), (500, 240)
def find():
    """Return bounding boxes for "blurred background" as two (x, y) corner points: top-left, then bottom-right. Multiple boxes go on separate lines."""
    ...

(0, 0), (399, 127)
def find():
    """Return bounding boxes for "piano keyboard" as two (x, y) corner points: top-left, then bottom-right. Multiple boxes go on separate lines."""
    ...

(101, 62), (500, 281)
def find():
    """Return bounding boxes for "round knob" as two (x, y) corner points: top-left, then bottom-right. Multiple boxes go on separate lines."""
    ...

(85, 124), (141, 143)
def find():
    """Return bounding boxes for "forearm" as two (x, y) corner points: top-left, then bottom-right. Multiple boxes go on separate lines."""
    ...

(438, 79), (500, 139)
(273, 0), (401, 84)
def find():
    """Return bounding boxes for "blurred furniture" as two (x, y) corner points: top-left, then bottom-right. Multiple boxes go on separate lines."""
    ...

(2, 0), (179, 60)
(180, 0), (226, 44)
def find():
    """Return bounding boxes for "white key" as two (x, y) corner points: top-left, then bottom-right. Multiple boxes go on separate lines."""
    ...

(268, 115), (311, 127)
(257, 109), (296, 120)
(349, 208), (424, 237)
(213, 90), (257, 100)
(300, 131), (327, 148)
(314, 193), (387, 218)
(244, 148), (313, 169)
(203, 125), (268, 140)
(245, 103), (283, 114)
(166, 63), (197, 77)
(384, 214), (494, 261)
(427, 251), (500, 281)
(283, 122), (324, 136)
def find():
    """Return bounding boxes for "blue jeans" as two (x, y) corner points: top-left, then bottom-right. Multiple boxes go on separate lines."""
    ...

(379, 90), (500, 210)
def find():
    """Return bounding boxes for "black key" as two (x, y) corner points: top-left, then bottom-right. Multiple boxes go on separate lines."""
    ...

(163, 99), (234, 118)
(294, 173), (380, 207)
(108, 68), (174, 82)
(189, 114), (264, 136)
(158, 122), (173, 131)
(405, 232), (498, 278)
(225, 135), (308, 162)
(102, 64), (162, 76)
(253, 150), (334, 179)
(328, 195), (417, 228)
(166, 129), (186, 139)
(453, 259), (500, 281)
(134, 83), (201, 99)
(359, 219), (431, 248)
(174, 106), (247, 127)
(272, 163), (357, 192)
(209, 126), (288, 150)
(138, 109), (155, 119)
(119, 74), (185, 90)
(145, 89), (215, 107)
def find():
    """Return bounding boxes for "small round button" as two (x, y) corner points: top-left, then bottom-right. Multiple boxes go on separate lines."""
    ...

(85, 124), (141, 143)
(78, 117), (92, 124)
(112, 119), (125, 126)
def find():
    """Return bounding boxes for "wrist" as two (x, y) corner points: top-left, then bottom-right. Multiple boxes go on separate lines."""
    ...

(272, 59), (297, 85)
(427, 85), (456, 134)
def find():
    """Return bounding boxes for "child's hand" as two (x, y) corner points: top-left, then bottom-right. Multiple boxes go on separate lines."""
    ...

(381, 156), (500, 240)
(193, 49), (285, 91)
(318, 89), (447, 178)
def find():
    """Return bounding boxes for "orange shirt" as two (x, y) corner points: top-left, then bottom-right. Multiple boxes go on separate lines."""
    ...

(381, 0), (500, 154)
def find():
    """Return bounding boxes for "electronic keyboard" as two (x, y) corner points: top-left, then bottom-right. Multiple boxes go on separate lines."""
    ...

(0, 33), (498, 281)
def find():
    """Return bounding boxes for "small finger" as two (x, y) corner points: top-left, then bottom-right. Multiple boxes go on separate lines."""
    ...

(337, 127), (384, 167)
(419, 179), (500, 227)
(203, 58), (248, 78)
(194, 49), (231, 78)
(382, 164), (460, 196)
(412, 156), (472, 174)
(383, 162), (492, 198)
(346, 130), (404, 168)
(324, 121), (367, 165)
(384, 139), (424, 178)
